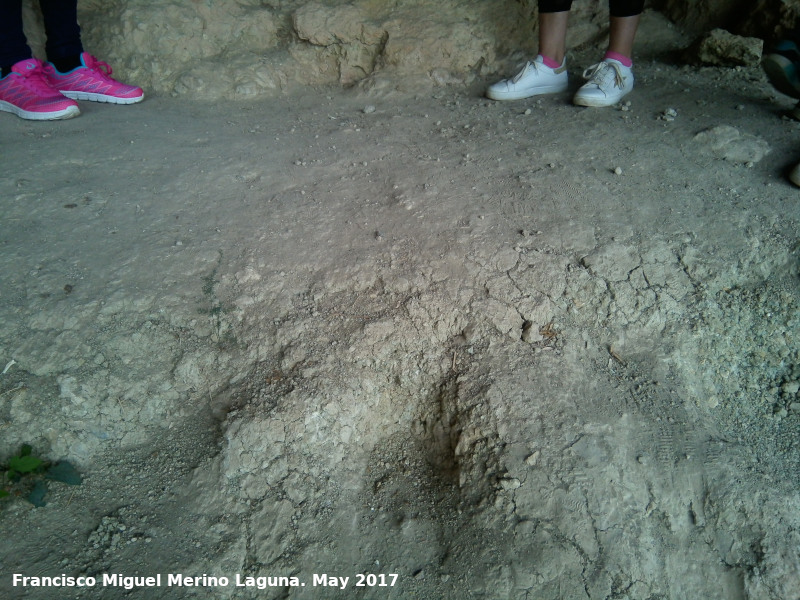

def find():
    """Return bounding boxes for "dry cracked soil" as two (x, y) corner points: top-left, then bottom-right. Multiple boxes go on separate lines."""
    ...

(1, 11), (799, 600)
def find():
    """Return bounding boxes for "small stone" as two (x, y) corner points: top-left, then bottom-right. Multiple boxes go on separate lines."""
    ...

(658, 108), (677, 122)
(363, 105), (376, 114)
(525, 450), (540, 466)
(524, 108), (532, 115)
(613, 166), (623, 175)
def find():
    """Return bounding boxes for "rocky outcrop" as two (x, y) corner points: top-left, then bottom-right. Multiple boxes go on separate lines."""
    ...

(20, 0), (787, 99)
(685, 28), (764, 66)
(656, 0), (800, 39)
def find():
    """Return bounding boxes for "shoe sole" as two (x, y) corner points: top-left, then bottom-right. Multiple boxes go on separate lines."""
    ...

(573, 93), (628, 107)
(763, 54), (800, 99)
(486, 81), (568, 101)
(0, 100), (80, 120)
(60, 90), (144, 104)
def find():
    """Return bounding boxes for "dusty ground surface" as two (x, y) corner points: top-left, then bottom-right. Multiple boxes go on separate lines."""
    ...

(1, 11), (799, 600)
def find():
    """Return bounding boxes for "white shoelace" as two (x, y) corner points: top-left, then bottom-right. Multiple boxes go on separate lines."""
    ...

(582, 61), (625, 89)
(511, 61), (540, 84)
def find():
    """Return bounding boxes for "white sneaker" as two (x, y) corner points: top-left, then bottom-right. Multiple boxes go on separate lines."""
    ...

(486, 55), (568, 101)
(573, 58), (633, 107)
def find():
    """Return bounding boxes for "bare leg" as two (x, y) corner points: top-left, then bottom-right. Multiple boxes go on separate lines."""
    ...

(538, 11), (569, 64)
(607, 14), (640, 59)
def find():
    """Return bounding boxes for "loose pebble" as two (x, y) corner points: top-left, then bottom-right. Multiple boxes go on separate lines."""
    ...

(659, 108), (677, 121)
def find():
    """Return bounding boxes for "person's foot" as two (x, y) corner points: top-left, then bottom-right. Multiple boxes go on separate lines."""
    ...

(44, 52), (144, 104)
(573, 58), (633, 107)
(762, 40), (800, 99)
(486, 55), (568, 101)
(0, 58), (80, 120)
(789, 161), (800, 187)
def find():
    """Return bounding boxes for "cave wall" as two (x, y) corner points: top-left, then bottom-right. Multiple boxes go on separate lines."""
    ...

(19, 0), (800, 99)
(21, 0), (607, 99)
(656, 0), (800, 38)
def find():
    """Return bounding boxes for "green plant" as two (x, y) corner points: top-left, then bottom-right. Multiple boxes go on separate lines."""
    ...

(1, 444), (82, 507)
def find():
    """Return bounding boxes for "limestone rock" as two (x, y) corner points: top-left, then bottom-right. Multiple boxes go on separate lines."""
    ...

(292, 2), (387, 84)
(293, 3), (384, 47)
(688, 28), (763, 67)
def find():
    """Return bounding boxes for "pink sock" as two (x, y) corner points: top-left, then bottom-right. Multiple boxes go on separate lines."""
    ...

(604, 51), (632, 67)
(538, 54), (562, 69)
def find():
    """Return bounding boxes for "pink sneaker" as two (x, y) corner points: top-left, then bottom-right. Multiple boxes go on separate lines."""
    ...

(44, 52), (144, 105)
(0, 58), (80, 120)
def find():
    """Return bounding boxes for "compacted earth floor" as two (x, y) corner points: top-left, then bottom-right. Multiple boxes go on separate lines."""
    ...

(1, 21), (799, 600)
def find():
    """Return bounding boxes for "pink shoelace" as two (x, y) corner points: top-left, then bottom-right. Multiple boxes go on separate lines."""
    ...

(80, 54), (115, 79)
(16, 60), (59, 95)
